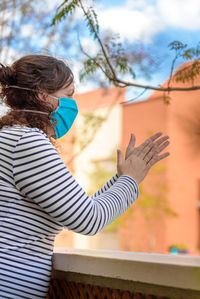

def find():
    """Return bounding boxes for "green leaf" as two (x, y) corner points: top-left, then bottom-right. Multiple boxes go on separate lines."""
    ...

(168, 41), (187, 51)
(52, 0), (78, 25)
(175, 60), (200, 83)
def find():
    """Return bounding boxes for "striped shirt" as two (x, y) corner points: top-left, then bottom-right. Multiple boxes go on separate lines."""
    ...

(0, 124), (139, 298)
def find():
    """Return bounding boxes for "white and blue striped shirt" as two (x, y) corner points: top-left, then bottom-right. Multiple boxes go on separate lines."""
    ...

(0, 124), (139, 298)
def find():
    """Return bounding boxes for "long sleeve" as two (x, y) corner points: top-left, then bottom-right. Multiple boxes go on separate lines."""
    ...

(12, 130), (139, 236)
(90, 173), (119, 199)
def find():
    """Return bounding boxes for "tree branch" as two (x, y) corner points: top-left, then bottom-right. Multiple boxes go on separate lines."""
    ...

(77, 30), (108, 78)
(168, 53), (179, 91)
(79, 0), (117, 81)
(77, 1), (200, 92)
(120, 89), (147, 104)
(54, 1), (200, 93)
(113, 77), (200, 92)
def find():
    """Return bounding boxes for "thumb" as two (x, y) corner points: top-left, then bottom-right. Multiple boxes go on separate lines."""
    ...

(117, 149), (124, 167)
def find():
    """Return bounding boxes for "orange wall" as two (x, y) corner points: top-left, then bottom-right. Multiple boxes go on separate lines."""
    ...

(121, 96), (169, 253)
(121, 86), (200, 255)
(74, 87), (125, 113)
(55, 71), (200, 255)
(165, 88), (200, 255)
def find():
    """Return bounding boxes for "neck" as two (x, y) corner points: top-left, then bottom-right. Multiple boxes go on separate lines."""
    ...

(46, 125), (56, 138)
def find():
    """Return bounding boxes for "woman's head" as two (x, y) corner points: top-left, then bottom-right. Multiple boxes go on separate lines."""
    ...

(0, 54), (74, 142)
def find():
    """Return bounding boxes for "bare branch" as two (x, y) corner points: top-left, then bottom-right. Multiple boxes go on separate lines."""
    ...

(113, 77), (200, 92)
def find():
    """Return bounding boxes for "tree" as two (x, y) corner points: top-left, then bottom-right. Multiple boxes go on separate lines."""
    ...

(0, 0), (75, 64)
(0, 1), (124, 158)
(52, 0), (200, 97)
(1, 0), (199, 159)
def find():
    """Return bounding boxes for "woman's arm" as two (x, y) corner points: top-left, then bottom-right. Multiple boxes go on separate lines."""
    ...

(90, 173), (119, 199)
(12, 130), (139, 236)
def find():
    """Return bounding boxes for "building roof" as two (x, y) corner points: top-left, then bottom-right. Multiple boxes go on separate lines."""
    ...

(74, 87), (125, 112)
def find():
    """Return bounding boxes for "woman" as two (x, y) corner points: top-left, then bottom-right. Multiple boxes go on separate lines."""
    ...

(0, 55), (170, 298)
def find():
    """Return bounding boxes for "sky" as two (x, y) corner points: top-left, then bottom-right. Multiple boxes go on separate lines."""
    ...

(1, 0), (200, 115)
(92, 0), (200, 102)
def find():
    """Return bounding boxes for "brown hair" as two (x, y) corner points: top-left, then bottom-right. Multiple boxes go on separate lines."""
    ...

(0, 54), (74, 147)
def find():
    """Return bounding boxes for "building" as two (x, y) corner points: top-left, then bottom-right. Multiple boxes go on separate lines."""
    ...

(54, 72), (200, 256)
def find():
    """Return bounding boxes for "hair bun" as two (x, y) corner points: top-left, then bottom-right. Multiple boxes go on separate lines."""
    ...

(0, 63), (15, 85)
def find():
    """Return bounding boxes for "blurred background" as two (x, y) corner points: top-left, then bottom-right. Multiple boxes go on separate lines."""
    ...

(0, 0), (200, 256)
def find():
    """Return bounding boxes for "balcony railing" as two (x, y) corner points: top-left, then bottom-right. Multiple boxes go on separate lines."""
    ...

(46, 248), (200, 299)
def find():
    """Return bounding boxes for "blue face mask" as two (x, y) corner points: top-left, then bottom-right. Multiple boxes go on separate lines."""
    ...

(50, 96), (78, 139)
(6, 85), (78, 139)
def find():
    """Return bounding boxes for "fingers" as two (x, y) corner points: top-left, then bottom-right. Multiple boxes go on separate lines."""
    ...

(143, 139), (170, 163)
(158, 152), (170, 161)
(136, 132), (163, 154)
(148, 131), (163, 142)
(154, 135), (169, 148)
(138, 141), (154, 159)
(142, 132), (163, 147)
(147, 151), (170, 169)
(138, 133), (169, 158)
(156, 140), (170, 155)
(146, 139), (170, 160)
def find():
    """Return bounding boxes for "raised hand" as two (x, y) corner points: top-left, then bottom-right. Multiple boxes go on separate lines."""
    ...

(118, 132), (170, 185)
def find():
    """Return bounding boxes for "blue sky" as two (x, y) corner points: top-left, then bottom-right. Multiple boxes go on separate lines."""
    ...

(125, 27), (200, 102)
(1, 0), (200, 111)
(88, 0), (200, 102)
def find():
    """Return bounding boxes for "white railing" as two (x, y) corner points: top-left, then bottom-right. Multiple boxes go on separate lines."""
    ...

(50, 248), (200, 299)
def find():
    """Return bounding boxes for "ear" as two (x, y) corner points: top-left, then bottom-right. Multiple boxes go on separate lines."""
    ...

(37, 92), (48, 102)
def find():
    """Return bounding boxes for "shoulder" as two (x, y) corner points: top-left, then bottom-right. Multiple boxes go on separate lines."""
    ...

(3, 124), (49, 140)
(12, 125), (58, 157)
(2, 125), (53, 149)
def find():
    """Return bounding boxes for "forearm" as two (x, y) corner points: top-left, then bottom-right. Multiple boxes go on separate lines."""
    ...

(90, 173), (119, 199)
(66, 175), (139, 236)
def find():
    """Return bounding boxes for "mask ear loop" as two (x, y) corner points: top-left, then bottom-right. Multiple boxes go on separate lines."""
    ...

(13, 109), (57, 137)
(13, 109), (53, 125)
(14, 109), (49, 115)
(5, 85), (59, 113)
(5, 85), (59, 99)
(6, 85), (59, 110)
(5, 85), (59, 134)
(5, 85), (45, 95)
